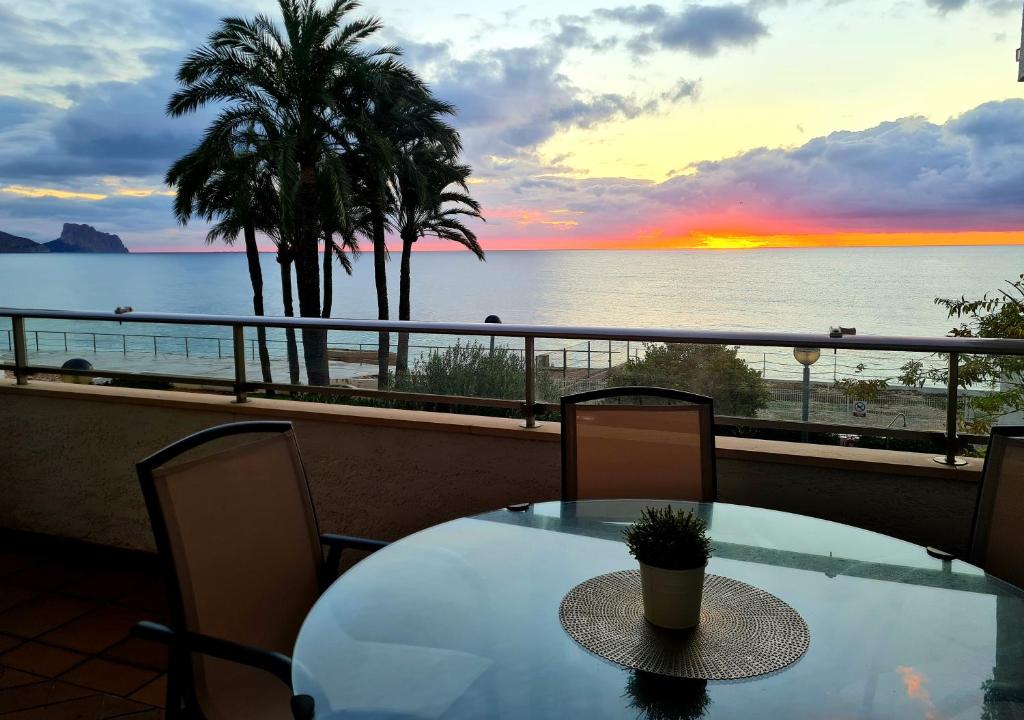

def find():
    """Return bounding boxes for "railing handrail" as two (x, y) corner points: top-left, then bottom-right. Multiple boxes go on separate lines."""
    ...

(3, 306), (1023, 355)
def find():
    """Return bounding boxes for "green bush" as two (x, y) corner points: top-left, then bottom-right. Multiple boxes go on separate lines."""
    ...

(609, 343), (768, 417)
(300, 342), (555, 419)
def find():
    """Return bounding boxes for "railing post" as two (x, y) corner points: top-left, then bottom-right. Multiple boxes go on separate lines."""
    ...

(12, 316), (28, 385)
(63, 332), (67, 352)
(563, 347), (568, 383)
(92, 333), (97, 353)
(184, 337), (189, 358)
(233, 325), (248, 403)
(522, 336), (538, 428)
(587, 341), (591, 377)
(153, 336), (158, 356)
(608, 340), (612, 370)
(122, 335), (127, 355)
(935, 351), (967, 466)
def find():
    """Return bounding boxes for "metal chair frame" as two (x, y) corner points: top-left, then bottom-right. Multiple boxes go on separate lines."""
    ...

(967, 425), (1024, 569)
(135, 420), (387, 719)
(560, 386), (717, 502)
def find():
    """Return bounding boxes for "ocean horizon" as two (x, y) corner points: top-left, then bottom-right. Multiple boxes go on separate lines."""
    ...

(2, 245), (1021, 334)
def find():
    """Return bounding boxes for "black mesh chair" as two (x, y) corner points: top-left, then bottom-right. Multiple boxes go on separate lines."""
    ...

(133, 421), (388, 720)
(561, 387), (716, 502)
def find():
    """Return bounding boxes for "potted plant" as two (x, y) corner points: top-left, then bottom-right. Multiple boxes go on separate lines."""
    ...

(624, 505), (712, 630)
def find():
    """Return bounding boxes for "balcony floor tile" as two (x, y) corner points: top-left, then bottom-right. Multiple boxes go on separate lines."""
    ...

(0, 540), (164, 717)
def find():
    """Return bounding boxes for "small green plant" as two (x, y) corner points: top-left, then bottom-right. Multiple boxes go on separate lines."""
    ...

(623, 506), (712, 571)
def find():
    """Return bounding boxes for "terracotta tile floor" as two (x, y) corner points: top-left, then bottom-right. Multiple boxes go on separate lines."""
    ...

(0, 541), (167, 719)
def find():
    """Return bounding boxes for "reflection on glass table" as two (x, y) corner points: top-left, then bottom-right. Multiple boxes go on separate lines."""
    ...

(293, 500), (1024, 719)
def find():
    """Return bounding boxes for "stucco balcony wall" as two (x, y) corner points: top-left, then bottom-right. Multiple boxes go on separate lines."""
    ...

(0, 380), (982, 555)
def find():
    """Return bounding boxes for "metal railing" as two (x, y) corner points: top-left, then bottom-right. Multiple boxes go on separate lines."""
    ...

(4, 306), (1024, 464)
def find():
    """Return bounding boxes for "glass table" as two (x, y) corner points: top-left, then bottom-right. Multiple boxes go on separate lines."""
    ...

(292, 500), (1024, 719)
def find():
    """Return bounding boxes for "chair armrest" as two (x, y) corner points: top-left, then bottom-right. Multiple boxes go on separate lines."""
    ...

(926, 546), (957, 562)
(132, 621), (293, 687)
(320, 533), (389, 582)
(321, 533), (389, 553)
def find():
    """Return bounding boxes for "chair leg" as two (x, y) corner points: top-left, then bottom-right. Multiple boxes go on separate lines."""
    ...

(164, 647), (189, 719)
(291, 695), (316, 720)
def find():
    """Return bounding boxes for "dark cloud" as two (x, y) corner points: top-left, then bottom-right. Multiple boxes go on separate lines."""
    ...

(660, 78), (702, 102)
(0, 96), (54, 128)
(465, 99), (1024, 239)
(595, 4), (669, 25)
(0, 193), (175, 235)
(551, 17), (619, 51)
(595, 3), (768, 57)
(0, 2), (228, 82)
(399, 35), (698, 166)
(925, 0), (1016, 13)
(0, 52), (212, 182)
(651, 100), (1024, 230)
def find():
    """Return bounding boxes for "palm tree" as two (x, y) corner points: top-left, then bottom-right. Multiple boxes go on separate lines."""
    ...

(394, 152), (484, 378)
(168, 0), (397, 386)
(316, 171), (357, 319)
(345, 74), (462, 385)
(166, 134), (276, 387)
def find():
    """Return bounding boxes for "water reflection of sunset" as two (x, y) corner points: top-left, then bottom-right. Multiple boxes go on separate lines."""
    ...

(897, 666), (939, 720)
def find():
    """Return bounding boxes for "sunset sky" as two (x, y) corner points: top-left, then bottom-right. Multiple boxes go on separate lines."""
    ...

(2, 0), (1024, 251)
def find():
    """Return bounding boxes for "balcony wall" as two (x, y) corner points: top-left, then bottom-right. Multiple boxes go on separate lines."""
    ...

(0, 380), (982, 555)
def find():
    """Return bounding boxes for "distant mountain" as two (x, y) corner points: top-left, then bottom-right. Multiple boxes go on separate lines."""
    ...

(0, 224), (130, 253)
(0, 230), (49, 253)
(44, 224), (129, 253)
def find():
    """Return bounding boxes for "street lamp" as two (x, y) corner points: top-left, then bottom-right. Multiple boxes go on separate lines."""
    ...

(793, 347), (821, 441)
(484, 315), (501, 355)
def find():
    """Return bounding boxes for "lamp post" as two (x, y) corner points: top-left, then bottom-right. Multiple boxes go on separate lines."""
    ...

(484, 315), (501, 355)
(793, 347), (821, 442)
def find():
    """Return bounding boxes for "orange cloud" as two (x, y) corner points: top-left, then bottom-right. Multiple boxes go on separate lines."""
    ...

(1, 185), (107, 201)
(488, 207), (582, 229)
(114, 188), (175, 198)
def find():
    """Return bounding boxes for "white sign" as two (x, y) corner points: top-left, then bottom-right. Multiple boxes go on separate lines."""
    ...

(852, 400), (868, 417)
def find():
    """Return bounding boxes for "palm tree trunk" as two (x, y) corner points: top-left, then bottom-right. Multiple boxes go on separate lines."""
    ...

(243, 222), (273, 391)
(395, 230), (414, 381)
(322, 237), (333, 318)
(279, 252), (301, 385)
(295, 162), (330, 386)
(371, 203), (390, 388)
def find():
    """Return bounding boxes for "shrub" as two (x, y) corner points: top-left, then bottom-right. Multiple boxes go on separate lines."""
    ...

(609, 343), (768, 417)
(395, 341), (557, 417)
(300, 341), (556, 419)
(623, 506), (712, 571)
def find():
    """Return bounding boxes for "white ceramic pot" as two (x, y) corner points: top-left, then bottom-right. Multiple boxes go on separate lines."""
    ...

(639, 562), (706, 630)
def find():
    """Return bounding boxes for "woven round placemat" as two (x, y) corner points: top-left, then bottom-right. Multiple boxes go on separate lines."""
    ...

(559, 571), (809, 680)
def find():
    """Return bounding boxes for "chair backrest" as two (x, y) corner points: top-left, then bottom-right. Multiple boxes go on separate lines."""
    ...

(561, 387), (716, 502)
(137, 421), (323, 716)
(969, 426), (1024, 588)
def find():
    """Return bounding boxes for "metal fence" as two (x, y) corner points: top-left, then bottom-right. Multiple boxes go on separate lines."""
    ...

(3, 306), (1024, 465)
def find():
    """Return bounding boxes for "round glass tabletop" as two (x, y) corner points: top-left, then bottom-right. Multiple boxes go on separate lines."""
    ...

(293, 500), (1024, 719)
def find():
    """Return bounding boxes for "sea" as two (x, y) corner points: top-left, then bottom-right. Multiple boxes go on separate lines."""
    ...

(0, 246), (1021, 384)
